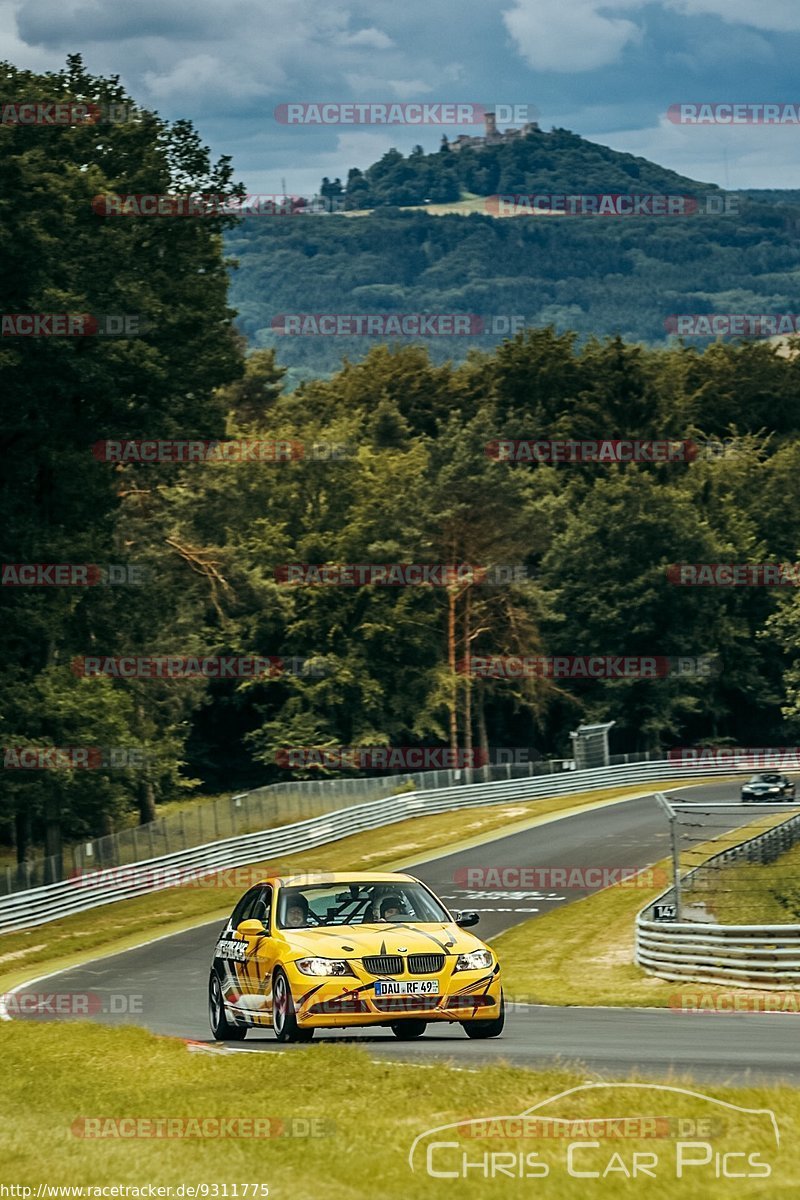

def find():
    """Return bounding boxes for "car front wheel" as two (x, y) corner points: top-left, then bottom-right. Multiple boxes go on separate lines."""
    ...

(272, 968), (314, 1043)
(209, 971), (247, 1041)
(462, 992), (505, 1039)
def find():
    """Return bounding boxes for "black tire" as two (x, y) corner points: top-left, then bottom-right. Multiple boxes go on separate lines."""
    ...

(390, 1020), (427, 1039)
(209, 971), (247, 1041)
(462, 992), (505, 1039)
(272, 968), (314, 1043)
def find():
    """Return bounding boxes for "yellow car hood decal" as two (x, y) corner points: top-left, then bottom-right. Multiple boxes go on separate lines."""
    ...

(281, 921), (485, 959)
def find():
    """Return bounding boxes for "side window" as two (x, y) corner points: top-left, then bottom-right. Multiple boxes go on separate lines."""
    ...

(229, 887), (262, 930)
(247, 886), (272, 931)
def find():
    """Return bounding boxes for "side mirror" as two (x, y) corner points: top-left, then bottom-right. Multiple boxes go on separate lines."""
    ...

(237, 919), (269, 938)
(455, 911), (480, 928)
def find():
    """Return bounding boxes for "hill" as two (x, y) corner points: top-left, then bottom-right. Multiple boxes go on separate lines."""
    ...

(226, 130), (800, 387)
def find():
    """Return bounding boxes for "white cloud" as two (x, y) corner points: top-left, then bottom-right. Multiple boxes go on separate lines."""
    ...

(598, 116), (800, 188)
(143, 53), (279, 103)
(343, 72), (435, 97)
(502, 0), (643, 72)
(665, 0), (800, 33)
(334, 27), (393, 49)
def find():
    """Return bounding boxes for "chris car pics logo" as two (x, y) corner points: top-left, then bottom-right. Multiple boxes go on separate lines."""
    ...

(409, 1083), (779, 1181)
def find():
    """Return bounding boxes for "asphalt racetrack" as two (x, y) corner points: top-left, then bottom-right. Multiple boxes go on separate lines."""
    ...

(12, 779), (800, 1084)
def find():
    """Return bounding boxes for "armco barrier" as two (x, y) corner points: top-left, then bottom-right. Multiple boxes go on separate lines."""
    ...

(0, 756), (742, 934)
(637, 810), (800, 987)
(1, 757), (580, 896)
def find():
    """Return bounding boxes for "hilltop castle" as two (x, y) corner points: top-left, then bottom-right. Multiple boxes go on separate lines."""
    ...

(446, 111), (541, 153)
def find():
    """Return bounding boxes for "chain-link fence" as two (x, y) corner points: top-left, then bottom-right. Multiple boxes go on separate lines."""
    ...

(652, 805), (800, 924)
(3, 752), (622, 896)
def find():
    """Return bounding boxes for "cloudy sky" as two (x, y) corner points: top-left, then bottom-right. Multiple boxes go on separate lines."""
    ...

(3, 0), (800, 194)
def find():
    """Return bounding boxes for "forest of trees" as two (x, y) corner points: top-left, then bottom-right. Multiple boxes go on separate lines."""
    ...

(5, 60), (800, 865)
(231, 196), (800, 386)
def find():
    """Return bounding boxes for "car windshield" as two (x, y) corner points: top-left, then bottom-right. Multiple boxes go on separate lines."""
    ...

(749, 774), (782, 783)
(276, 882), (451, 928)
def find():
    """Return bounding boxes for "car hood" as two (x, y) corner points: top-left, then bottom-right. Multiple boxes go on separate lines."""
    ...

(279, 921), (486, 959)
(744, 784), (779, 792)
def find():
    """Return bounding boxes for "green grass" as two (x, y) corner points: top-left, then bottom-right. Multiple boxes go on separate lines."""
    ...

(342, 195), (569, 218)
(686, 837), (800, 924)
(1, 1022), (796, 1197)
(0, 782), (678, 993)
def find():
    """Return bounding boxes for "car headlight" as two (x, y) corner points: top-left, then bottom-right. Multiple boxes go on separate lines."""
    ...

(770, 787), (781, 793)
(454, 949), (493, 972)
(295, 957), (353, 977)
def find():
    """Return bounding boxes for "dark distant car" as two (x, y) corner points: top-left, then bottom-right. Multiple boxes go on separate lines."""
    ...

(741, 773), (796, 803)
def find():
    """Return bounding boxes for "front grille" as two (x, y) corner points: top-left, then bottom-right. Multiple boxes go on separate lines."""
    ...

(372, 996), (442, 1013)
(408, 953), (445, 974)
(363, 955), (403, 975)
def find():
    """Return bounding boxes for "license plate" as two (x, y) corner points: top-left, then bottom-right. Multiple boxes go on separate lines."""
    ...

(374, 979), (439, 996)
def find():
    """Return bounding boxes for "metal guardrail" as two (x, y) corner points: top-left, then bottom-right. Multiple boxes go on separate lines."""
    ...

(637, 810), (800, 987)
(1, 757), (586, 897)
(0, 756), (734, 934)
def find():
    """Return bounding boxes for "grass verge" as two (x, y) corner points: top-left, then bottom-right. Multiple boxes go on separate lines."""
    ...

(0, 1022), (795, 1197)
(0, 782), (689, 992)
(685, 838), (800, 925)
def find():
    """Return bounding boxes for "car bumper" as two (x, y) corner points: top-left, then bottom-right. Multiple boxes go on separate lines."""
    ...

(286, 963), (503, 1027)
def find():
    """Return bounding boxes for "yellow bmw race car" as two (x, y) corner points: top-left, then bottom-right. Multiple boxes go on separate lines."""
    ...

(208, 871), (504, 1042)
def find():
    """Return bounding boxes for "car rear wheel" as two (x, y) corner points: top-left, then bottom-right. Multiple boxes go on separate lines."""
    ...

(462, 992), (505, 1039)
(390, 1020), (427, 1039)
(272, 968), (314, 1043)
(208, 971), (247, 1040)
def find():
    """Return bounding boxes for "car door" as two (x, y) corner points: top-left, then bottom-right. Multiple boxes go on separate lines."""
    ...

(233, 884), (281, 1023)
(214, 886), (272, 1023)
